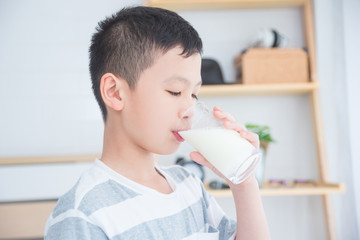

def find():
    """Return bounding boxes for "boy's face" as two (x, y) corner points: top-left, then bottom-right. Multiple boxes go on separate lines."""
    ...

(122, 46), (202, 155)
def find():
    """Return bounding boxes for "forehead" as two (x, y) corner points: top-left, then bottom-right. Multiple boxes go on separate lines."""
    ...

(162, 75), (202, 87)
(140, 46), (202, 85)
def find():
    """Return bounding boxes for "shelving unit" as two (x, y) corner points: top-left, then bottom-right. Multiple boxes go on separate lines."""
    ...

(207, 182), (345, 197)
(145, 0), (344, 239)
(0, 154), (100, 166)
(199, 81), (318, 97)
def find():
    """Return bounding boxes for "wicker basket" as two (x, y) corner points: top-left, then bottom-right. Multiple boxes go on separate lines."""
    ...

(234, 48), (309, 84)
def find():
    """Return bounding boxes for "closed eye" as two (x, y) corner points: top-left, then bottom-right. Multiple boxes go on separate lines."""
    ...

(167, 90), (198, 100)
(167, 91), (181, 96)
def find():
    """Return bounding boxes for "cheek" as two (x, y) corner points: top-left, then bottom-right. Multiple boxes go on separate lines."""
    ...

(128, 94), (171, 139)
(126, 89), (180, 153)
(143, 103), (173, 135)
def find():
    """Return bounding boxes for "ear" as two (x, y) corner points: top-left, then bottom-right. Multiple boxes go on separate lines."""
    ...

(100, 73), (127, 111)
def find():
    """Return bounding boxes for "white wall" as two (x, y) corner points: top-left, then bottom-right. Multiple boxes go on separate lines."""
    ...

(0, 0), (358, 239)
(314, 0), (359, 238)
(342, 0), (360, 237)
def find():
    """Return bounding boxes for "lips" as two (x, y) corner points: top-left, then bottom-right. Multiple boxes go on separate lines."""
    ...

(173, 131), (184, 142)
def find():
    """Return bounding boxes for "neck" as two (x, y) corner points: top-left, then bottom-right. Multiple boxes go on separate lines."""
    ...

(101, 118), (157, 182)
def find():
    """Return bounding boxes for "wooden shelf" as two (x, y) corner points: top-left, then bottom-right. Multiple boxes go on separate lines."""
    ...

(0, 200), (57, 239)
(207, 182), (345, 197)
(145, 0), (307, 11)
(0, 154), (100, 166)
(199, 81), (318, 97)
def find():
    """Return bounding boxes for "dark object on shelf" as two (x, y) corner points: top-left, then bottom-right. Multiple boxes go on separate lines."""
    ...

(209, 180), (229, 189)
(201, 58), (225, 85)
(248, 28), (288, 48)
(175, 157), (205, 181)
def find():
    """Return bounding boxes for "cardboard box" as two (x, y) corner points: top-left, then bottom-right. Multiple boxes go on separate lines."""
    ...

(234, 48), (309, 84)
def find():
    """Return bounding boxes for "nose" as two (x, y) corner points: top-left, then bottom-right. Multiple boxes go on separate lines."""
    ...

(177, 102), (196, 131)
(178, 102), (196, 120)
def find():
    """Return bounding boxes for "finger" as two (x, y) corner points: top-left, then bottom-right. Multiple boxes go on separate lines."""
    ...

(212, 107), (259, 149)
(223, 121), (260, 149)
(189, 151), (208, 166)
(190, 152), (216, 172)
(240, 131), (260, 150)
(213, 107), (236, 122)
(223, 120), (247, 132)
(245, 132), (260, 150)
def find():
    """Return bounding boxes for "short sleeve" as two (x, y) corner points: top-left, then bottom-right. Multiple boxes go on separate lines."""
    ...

(45, 216), (108, 240)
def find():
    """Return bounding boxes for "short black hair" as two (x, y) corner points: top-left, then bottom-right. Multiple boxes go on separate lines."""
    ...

(89, 6), (203, 122)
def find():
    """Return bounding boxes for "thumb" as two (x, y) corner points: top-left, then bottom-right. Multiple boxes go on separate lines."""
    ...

(190, 151), (208, 166)
(190, 151), (227, 180)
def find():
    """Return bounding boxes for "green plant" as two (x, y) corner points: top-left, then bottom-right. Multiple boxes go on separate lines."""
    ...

(245, 124), (275, 144)
(246, 124), (274, 187)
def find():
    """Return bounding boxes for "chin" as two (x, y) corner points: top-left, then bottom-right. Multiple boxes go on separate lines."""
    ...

(153, 142), (181, 155)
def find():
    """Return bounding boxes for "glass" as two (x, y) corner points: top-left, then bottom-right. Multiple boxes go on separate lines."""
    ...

(176, 102), (261, 184)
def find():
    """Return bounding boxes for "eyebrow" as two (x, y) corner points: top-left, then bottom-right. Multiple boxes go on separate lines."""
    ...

(163, 76), (202, 86)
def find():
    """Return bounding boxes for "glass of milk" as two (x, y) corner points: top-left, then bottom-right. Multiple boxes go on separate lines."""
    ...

(177, 102), (261, 184)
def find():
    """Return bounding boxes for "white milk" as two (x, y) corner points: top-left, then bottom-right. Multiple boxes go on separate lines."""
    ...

(179, 127), (260, 183)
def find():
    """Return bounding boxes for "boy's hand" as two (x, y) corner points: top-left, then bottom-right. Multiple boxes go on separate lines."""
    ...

(189, 106), (260, 182)
(213, 106), (260, 150)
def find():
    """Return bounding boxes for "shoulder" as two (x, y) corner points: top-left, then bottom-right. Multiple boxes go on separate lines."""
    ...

(44, 212), (107, 239)
(44, 179), (100, 238)
(48, 164), (108, 219)
(50, 165), (140, 216)
(45, 163), (139, 236)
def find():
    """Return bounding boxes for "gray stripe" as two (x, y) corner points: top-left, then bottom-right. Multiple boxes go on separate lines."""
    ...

(208, 225), (218, 233)
(111, 199), (208, 240)
(162, 165), (191, 183)
(218, 216), (237, 240)
(79, 179), (139, 216)
(52, 180), (79, 218)
(45, 217), (108, 240)
(200, 182), (211, 209)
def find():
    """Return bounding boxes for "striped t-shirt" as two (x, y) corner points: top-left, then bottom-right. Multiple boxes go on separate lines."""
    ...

(44, 159), (236, 239)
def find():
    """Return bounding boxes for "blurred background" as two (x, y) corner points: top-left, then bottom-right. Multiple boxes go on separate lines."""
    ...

(0, 0), (359, 239)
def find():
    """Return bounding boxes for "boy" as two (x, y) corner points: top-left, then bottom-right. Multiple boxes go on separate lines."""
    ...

(45, 6), (270, 240)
